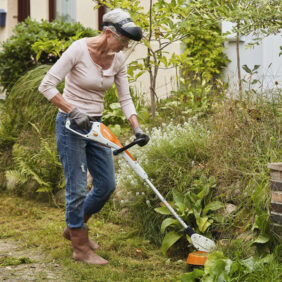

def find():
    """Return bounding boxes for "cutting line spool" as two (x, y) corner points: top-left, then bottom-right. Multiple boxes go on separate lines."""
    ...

(187, 251), (209, 266)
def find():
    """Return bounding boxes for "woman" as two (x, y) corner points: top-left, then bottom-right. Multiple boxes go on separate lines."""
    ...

(39, 8), (149, 265)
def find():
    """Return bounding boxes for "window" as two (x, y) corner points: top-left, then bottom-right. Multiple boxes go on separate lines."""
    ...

(56, 0), (76, 22)
(49, 0), (76, 22)
(18, 0), (30, 22)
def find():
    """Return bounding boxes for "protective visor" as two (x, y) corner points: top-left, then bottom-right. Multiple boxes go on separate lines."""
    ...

(102, 18), (142, 41)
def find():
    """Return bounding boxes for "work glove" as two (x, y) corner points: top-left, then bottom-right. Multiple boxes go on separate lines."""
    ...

(68, 107), (91, 131)
(133, 126), (150, 147)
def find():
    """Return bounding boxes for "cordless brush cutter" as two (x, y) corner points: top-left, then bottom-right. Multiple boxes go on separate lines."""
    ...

(66, 120), (216, 253)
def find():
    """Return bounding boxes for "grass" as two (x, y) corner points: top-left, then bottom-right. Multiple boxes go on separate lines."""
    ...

(0, 256), (32, 266)
(0, 194), (187, 281)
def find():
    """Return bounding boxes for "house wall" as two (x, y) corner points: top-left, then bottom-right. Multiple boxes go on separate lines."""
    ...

(222, 21), (282, 93)
(30, 0), (48, 21)
(0, 0), (18, 42)
(76, 0), (97, 29)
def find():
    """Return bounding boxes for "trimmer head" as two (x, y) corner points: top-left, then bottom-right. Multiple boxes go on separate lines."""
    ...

(191, 233), (216, 253)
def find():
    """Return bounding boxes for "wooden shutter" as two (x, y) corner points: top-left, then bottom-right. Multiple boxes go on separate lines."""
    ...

(98, 5), (106, 31)
(49, 0), (56, 21)
(18, 0), (30, 22)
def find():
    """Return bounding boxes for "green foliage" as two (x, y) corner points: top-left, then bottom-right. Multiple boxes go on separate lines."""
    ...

(175, 21), (229, 84)
(115, 121), (215, 245)
(0, 256), (32, 266)
(155, 175), (224, 254)
(0, 64), (57, 146)
(0, 18), (96, 93)
(0, 65), (60, 194)
(181, 249), (282, 282)
(115, 89), (281, 254)
(5, 124), (64, 195)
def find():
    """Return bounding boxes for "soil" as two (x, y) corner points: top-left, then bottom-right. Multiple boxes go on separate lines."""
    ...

(0, 239), (64, 281)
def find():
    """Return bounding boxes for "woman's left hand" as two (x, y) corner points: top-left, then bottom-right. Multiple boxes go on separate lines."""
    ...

(133, 126), (150, 147)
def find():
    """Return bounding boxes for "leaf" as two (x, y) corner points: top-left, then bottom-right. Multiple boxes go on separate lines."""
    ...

(204, 251), (234, 281)
(173, 189), (185, 213)
(203, 201), (224, 216)
(36, 186), (51, 193)
(154, 207), (171, 215)
(240, 256), (256, 272)
(196, 216), (211, 233)
(160, 218), (178, 234)
(253, 65), (260, 71)
(242, 64), (252, 74)
(252, 234), (270, 244)
(109, 103), (121, 110)
(161, 231), (182, 255)
(181, 269), (204, 282)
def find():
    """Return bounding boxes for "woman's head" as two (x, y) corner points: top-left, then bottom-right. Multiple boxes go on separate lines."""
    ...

(102, 8), (142, 42)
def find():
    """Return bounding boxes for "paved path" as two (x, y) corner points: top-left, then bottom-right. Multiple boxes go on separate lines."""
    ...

(0, 239), (64, 281)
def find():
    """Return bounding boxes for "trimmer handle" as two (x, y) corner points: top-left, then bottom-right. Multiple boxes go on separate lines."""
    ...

(113, 138), (146, 155)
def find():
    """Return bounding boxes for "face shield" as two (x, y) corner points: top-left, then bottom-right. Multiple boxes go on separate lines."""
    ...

(103, 18), (142, 68)
(102, 18), (142, 42)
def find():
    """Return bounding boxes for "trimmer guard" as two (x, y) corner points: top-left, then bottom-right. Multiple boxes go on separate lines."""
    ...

(191, 234), (216, 252)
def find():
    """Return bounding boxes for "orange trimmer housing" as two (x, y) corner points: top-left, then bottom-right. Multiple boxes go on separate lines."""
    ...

(187, 251), (209, 266)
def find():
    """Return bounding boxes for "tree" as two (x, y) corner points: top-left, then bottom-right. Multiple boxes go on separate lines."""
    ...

(94, 0), (199, 117)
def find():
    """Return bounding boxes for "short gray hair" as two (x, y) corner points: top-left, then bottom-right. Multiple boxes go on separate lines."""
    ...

(103, 8), (137, 29)
(102, 25), (117, 34)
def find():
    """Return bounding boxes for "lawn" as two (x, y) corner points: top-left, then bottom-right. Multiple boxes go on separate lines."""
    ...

(0, 194), (187, 281)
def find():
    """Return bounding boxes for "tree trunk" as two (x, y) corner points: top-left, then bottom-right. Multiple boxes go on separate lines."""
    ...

(149, 67), (156, 118)
(236, 20), (242, 98)
(148, 0), (156, 118)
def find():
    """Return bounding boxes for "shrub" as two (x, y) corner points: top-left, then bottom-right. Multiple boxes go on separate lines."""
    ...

(0, 64), (57, 145)
(0, 18), (96, 93)
(5, 124), (64, 197)
(0, 64), (63, 194)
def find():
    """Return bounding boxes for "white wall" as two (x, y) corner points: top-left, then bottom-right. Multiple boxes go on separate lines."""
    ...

(76, 0), (97, 29)
(30, 0), (49, 21)
(222, 21), (282, 92)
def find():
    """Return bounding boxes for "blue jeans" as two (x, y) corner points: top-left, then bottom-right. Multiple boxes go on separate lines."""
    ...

(56, 112), (115, 229)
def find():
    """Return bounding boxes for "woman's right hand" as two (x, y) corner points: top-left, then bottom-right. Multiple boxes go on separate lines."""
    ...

(68, 107), (91, 131)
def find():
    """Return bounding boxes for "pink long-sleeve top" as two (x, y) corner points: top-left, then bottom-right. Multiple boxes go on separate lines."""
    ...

(38, 38), (137, 119)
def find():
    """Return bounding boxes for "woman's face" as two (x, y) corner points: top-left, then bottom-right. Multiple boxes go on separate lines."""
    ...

(108, 30), (131, 52)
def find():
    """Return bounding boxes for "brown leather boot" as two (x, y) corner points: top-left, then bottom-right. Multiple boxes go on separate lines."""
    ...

(69, 225), (108, 265)
(63, 226), (99, 250)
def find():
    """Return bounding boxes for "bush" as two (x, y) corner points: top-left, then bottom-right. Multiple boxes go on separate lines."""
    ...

(0, 18), (96, 93)
(0, 64), (57, 145)
(0, 64), (63, 194)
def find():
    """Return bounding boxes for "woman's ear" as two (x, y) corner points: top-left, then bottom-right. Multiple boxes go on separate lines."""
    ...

(104, 28), (112, 38)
